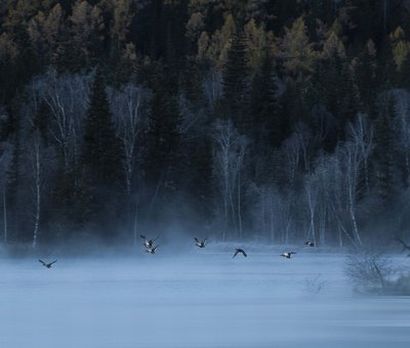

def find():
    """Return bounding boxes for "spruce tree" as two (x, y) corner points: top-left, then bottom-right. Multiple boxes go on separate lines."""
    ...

(307, 54), (360, 150)
(5, 105), (22, 243)
(251, 53), (283, 148)
(80, 69), (123, 237)
(222, 30), (250, 134)
(355, 41), (380, 116)
(250, 52), (284, 184)
(143, 66), (182, 207)
(372, 96), (400, 204)
(397, 53), (410, 90)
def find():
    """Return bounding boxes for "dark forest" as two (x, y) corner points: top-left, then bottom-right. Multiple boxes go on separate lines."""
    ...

(1, 0), (410, 248)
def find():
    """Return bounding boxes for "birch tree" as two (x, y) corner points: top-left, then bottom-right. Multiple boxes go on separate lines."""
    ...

(31, 69), (89, 174)
(304, 172), (320, 245)
(109, 84), (149, 195)
(29, 131), (42, 249)
(212, 119), (247, 239)
(392, 89), (410, 184)
(347, 113), (374, 192)
(109, 84), (149, 244)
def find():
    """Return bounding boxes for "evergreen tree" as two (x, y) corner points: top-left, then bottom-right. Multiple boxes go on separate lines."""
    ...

(5, 104), (22, 243)
(250, 52), (284, 183)
(372, 96), (400, 204)
(355, 40), (381, 115)
(251, 53), (283, 148)
(143, 66), (182, 214)
(396, 53), (410, 90)
(222, 30), (250, 134)
(307, 53), (360, 150)
(80, 69), (123, 238)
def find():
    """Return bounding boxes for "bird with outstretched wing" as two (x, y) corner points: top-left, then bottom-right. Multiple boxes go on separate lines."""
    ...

(39, 259), (57, 268)
(233, 248), (247, 258)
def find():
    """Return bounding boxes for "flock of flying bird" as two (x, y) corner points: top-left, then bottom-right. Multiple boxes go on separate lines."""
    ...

(139, 234), (315, 259)
(37, 236), (410, 269)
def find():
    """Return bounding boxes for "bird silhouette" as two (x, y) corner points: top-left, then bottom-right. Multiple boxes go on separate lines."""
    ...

(281, 251), (296, 259)
(194, 237), (207, 248)
(233, 248), (247, 258)
(39, 259), (57, 269)
(395, 237), (410, 256)
(145, 245), (159, 254)
(305, 240), (315, 247)
(140, 234), (159, 249)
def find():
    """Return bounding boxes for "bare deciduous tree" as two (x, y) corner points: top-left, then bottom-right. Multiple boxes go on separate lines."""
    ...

(30, 69), (89, 174)
(212, 119), (247, 240)
(109, 84), (149, 195)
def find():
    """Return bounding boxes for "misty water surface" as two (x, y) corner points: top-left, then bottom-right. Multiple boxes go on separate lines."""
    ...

(0, 245), (409, 348)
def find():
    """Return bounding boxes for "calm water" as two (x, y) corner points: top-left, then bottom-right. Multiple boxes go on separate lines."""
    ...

(0, 246), (409, 347)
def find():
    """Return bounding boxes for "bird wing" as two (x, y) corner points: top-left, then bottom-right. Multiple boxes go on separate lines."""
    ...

(49, 260), (58, 266)
(396, 238), (410, 251)
(140, 235), (146, 240)
(38, 259), (46, 266)
(242, 250), (247, 257)
(194, 237), (199, 243)
(233, 250), (239, 258)
(153, 234), (161, 242)
(290, 251), (297, 254)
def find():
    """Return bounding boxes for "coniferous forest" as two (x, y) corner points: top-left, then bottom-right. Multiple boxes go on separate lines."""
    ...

(1, 0), (410, 248)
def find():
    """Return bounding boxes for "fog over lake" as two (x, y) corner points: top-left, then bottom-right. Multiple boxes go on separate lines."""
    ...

(0, 245), (409, 348)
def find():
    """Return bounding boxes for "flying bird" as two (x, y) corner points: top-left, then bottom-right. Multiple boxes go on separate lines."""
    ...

(395, 237), (410, 256)
(305, 240), (315, 247)
(233, 248), (247, 258)
(281, 251), (296, 259)
(194, 237), (207, 248)
(145, 245), (159, 254)
(39, 259), (57, 269)
(140, 234), (159, 249)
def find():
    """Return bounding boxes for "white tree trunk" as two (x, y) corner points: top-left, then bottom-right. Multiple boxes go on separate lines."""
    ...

(32, 141), (41, 249)
(133, 197), (139, 245)
(347, 155), (362, 246)
(237, 167), (242, 239)
(3, 190), (7, 244)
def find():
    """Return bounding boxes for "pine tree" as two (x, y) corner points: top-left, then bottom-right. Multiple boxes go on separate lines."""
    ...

(355, 40), (380, 115)
(251, 53), (283, 147)
(396, 53), (410, 90)
(80, 69), (123, 237)
(372, 96), (400, 204)
(307, 53), (360, 150)
(250, 52), (284, 183)
(143, 66), (182, 208)
(5, 105), (21, 243)
(222, 30), (250, 134)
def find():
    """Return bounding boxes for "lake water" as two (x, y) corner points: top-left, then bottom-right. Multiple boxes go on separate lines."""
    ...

(0, 245), (409, 347)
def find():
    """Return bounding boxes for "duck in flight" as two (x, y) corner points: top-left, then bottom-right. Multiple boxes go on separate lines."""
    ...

(305, 240), (314, 247)
(39, 259), (57, 269)
(233, 248), (247, 258)
(281, 251), (296, 259)
(194, 237), (207, 248)
(140, 234), (159, 249)
(145, 245), (159, 254)
(395, 237), (410, 256)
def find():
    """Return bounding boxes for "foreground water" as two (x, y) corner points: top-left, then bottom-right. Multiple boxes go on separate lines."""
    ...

(0, 245), (409, 348)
